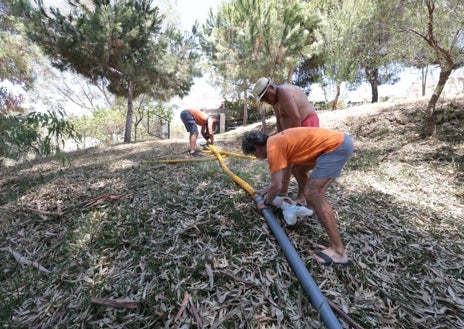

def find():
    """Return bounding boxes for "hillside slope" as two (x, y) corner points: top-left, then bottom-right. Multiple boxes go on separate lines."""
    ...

(1, 98), (463, 328)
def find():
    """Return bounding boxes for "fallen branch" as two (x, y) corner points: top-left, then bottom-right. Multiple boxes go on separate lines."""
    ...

(24, 207), (63, 217)
(90, 297), (138, 309)
(148, 157), (219, 164)
(188, 300), (204, 329)
(1, 247), (50, 274)
(24, 193), (130, 216)
(327, 299), (364, 329)
(219, 270), (261, 289)
(174, 292), (190, 322)
(81, 193), (131, 209)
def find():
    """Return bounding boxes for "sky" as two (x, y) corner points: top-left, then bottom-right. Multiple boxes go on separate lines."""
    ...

(174, 0), (223, 31)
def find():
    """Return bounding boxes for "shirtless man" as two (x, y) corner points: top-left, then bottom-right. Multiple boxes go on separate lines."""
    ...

(252, 77), (320, 205)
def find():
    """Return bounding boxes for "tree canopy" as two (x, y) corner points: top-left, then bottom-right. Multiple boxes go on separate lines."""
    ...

(200, 0), (319, 124)
(0, 3), (37, 114)
(9, 0), (201, 142)
(3, 0), (463, 142)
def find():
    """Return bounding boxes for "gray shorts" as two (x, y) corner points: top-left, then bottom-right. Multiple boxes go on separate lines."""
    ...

(180, 110), (199, 134)
(310, 133), (354, 179)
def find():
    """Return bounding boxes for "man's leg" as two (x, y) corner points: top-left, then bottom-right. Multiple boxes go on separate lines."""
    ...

(189, 133), (198, 154)
(305, 177), (348, 264)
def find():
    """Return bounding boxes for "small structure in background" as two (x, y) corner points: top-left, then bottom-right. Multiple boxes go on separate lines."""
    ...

(147, 112), (171, 139)
(202, 107), (226, 134)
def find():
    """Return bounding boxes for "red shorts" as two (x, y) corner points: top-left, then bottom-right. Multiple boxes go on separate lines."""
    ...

(301, 113), (320, 127)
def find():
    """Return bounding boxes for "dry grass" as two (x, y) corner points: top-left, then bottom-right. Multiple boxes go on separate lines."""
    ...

(1, 98), (463, 328)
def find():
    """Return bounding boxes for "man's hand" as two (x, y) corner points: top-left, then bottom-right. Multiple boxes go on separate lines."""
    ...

(255, 195), (272, 212)
(255, 185), (270, 196)
(256, 200), (266, 210)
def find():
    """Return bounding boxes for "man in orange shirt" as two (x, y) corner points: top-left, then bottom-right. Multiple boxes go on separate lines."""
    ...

(242, 127), (354, 266)
(252, 77), (320, 205)
(180, 109), (218, 156)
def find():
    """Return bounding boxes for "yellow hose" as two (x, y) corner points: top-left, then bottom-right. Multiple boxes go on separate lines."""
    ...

(200, 149), (256, 160)
(207, 145), (257, 197)
(146, 147), (254, 164)
(145, 146), (256, 197)
(146, 157), (219, 164)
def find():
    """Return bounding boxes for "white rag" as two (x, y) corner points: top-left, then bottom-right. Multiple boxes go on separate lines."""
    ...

(272, 196), (313, 225)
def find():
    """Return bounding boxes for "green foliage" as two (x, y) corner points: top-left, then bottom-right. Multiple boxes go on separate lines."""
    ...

(0, 109), (80, 163)
(10, 0), (198, 100)
(70, 107), (125, 145)
(0, 5), (41, 115)
(0, 10), (36, 88)
(223, 98), (263, 125)
(144, 102), (174, 122)
(69, 101), (174, 144)
(306, 0), (405, 104)
(201, 0), (319, 88)
(199, 0), (319, 125)
(397, 0), (464, 136)
(402, 0), (464, 67)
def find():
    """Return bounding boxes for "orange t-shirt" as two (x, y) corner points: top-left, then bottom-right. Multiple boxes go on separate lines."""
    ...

(267, 127), (344, 173)
(188, 109), (208, 126)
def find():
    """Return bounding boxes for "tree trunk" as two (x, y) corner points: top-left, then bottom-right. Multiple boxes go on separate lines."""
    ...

(243, 88), (248, 126)
(124, 80), (134, 143)
(369, 68), (379, 103)
(134, 114), (144, 143)
(421, 66), (428, 97)
(423, 68), (452, 137)
(331, 84), (341, 111)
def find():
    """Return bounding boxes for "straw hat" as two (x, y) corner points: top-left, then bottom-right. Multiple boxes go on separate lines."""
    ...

(252, 77), (271, 101)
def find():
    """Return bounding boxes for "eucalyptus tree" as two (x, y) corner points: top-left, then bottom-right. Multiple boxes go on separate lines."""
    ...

(306, 0), (363, 109)
(309, 0), (401, 109)
(401, 0), (464, 137)
(201, 0), (318, 124)
(10, 0), (200, 143)
(350, 0), (404, 103)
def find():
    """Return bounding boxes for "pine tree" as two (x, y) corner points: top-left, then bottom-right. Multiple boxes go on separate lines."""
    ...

(10, 0), (200, 142)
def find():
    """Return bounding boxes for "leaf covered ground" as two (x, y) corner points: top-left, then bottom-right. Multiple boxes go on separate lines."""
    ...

(1, 98), (463, 328)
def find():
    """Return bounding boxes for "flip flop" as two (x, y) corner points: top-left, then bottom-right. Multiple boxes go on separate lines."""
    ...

(315, 249), (351, 267)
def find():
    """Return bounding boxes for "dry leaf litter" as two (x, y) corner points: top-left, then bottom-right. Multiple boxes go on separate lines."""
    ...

(1, 98), (463, 328)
